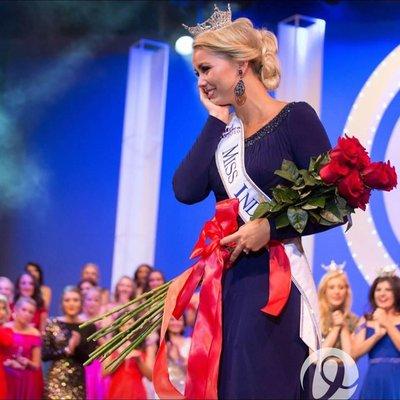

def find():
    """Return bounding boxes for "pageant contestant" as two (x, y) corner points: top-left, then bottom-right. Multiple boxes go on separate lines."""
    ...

(352, 273), (400, 399)
(318, 261), (358, 353)
(4, 297), (43, 400)
(43, 286), (96, 400)
(0, 295), (12, 400)
(173, 6), (344, 399)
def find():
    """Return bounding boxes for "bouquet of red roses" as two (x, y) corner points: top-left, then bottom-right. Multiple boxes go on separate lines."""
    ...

(81, 135), (397, 378)
(252, 135), (397, 232)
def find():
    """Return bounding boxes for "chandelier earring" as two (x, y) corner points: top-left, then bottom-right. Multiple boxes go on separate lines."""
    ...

(234, 69), (246, 106)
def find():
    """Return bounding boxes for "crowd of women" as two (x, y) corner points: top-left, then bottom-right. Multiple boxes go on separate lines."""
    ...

(0, 260), (399, 399)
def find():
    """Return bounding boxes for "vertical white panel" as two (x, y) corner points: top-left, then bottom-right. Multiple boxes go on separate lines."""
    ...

(111, 40), (169, 290)
(276, 15), (326, 269)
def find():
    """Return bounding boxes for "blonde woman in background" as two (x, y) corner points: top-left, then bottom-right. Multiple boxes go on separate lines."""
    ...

(318, 261), (358, 354)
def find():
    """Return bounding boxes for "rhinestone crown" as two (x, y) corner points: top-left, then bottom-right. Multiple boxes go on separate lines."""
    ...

(183, 4), (232, 37)
(321, 260), (346, 273)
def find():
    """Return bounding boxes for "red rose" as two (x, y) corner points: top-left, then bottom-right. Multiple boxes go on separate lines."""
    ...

(330, 136), (370, 170)
(337, 170), (370, 210)
(320, 159), (351, 184)
(362, 161), (398, 191)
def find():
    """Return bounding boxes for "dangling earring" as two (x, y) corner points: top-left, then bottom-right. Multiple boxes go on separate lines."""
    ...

(234, 69), (246, 106)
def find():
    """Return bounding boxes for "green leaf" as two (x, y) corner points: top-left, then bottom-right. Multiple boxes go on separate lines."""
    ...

(272, 187), (299, 203)
(320, 202), (343, 223)
(299, 169), (318, 186)
(275, 212), (290, 229)
(287, 207), (308, 233)
(274, 160), (300, 183)
(308, 197), (326, 208)
(251, 202), (271, 220)
(309, 210), (321, 223)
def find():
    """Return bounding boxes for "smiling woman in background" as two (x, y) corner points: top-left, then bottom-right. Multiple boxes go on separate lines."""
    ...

(352, 274), (400, 400)
(42, 286), (96, 400)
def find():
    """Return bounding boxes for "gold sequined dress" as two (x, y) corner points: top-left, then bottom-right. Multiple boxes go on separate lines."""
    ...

(42, 318), (96, 400)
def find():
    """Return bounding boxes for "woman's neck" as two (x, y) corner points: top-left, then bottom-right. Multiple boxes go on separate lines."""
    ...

(62, 314), (79, 323)
(12, 320), (29, 332)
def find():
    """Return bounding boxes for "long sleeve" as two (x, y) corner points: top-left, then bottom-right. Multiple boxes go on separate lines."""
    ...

(269, 102), (344, 241)
(42, 320), (68, 361)
(173, 116), (226, 204)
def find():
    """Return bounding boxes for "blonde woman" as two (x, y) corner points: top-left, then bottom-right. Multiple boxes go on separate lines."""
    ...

(318, 262), (358, 355)
(173, 6), (344, 398)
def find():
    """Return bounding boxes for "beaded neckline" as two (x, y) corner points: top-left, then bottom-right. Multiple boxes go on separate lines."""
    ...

(244, 102), (294, 147)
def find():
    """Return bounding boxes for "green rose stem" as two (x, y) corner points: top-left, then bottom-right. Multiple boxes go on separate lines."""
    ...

(80, 281), (171, 329)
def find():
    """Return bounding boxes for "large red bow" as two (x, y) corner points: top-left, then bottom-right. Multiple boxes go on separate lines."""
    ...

(153, 198), (292, 399)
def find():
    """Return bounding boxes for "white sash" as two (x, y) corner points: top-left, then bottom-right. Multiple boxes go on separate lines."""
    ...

(215, 114), (321, 352)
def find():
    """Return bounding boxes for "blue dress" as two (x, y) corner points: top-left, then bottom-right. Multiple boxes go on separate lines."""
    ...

(173, 102), (337, 399)
(359, 324), (400, 400)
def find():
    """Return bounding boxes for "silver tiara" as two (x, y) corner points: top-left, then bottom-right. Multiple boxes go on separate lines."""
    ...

(377, 265), (397, 278)
(182, 4), (232, 37)
(321, 260), (346, 273)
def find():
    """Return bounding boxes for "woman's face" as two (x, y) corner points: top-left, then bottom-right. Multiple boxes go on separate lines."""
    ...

(168, 316), (185, 335)
(193, 48), (239, 106)
(0, 280), (13, 301)
(374, 280), (395, 310)
(62, 291), (82, 317)
(80, 281), (95, 297)
(82, 265), (99, 284)
(26, 265), (40, 282)
(148, 272), (165, 290)
(325, 276), (347, 309)
(19, 274), (35, 298)
(0, 302), (8, 324)
(83, 290), (101, 316)
(15, 301), (36, 326)
(117, 278), (134, 299)
(136, 265), (151, 285)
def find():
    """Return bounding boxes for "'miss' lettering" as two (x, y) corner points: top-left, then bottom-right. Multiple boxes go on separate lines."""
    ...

(222, 144), (239, 183)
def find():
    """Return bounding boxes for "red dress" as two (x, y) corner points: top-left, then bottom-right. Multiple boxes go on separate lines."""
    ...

(106, 353), (147, 400)
(4, 332), (43, 400)
(0, 327), (13, 399)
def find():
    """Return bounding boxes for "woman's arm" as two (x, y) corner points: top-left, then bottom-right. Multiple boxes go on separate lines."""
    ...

(269, 102), (343, 241)
(339, 325), (353, 356)
(173, 116), (227, 204)
(41, 321), (69, 361)
(321, 326), (341, 349)
(351, 319), (385, 360)
(41, 286), (52, 310)
(39, 308), (48, 334)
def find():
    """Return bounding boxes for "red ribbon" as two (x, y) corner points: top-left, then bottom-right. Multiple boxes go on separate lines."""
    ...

(153, 198), (292, 399)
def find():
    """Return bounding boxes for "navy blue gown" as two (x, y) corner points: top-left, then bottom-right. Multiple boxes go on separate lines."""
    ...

(173, 102), (335, 399)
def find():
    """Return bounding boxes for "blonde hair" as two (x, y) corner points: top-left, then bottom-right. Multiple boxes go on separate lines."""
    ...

(318, 271), (353, 337)
(193, 18), (280, 91)
(0, 294), (10, 323)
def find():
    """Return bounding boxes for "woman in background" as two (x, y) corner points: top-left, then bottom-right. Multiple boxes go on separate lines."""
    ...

(318, 262), (358, 354)
(25, 262), (52, 310)
(12, 272), (47, 333)
(144, 269), (166, 292)
(0, 277), (14, 304)
(0, 294), (12, 399)
(43, 286), (96, 400)
(108, 276), (136, 312)
(133, 264), (153, 297)
(81, 287), (110, 400)
(81, 263), (110, 305)
(166, 316), (191, 394)
(353, 274), (400, 399)
(4, 297), (43, 400)
(104, 318), (153, 400)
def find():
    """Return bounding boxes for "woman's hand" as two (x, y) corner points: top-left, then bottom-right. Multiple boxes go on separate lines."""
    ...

(198, 87), (230, 124)
(332, 310), (345, 327)
(371, 320), (387, 339)
(220, 218), (271, 263)
(373, 308), (390, 329)
(67, 331), (81, 354)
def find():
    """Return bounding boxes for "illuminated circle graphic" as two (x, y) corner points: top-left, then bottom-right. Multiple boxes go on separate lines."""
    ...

(343, 45), (400, 284)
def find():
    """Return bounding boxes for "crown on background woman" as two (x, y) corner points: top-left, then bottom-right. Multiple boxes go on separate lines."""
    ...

(183, 4), (232, 36)
(377, 265), (398, 278)
(321, 260), (346, 273)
